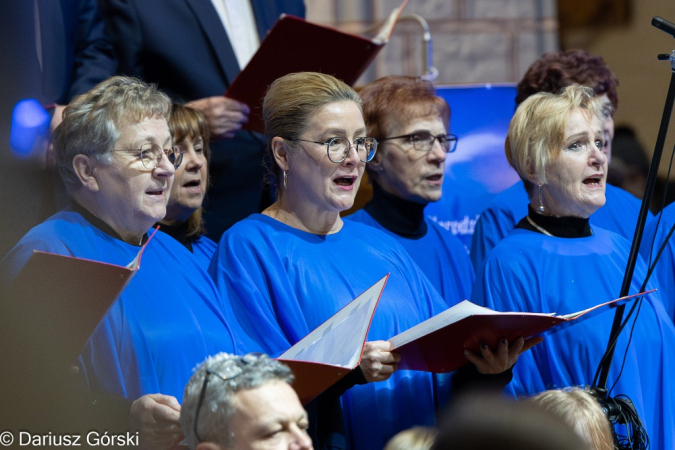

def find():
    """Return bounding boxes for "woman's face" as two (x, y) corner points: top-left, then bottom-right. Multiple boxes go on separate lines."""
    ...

(164, 135), (208, 223)
(285, 100), (366, 213)
(374, 113), (447, 204)
(542, 108), (607, 218)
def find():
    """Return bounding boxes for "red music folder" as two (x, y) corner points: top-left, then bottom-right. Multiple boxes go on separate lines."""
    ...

(389, 290), (654, 373)
(224, 1), (408, 133)
(2, 230), (155, 370)
(277, 274), (389, 404)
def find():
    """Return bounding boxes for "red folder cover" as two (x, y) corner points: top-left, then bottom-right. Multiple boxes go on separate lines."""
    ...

(389, 290), (654, 373)
(2, 230), (155, 370)
(225, 1), (408, 133)
(277, 274), (389, 404)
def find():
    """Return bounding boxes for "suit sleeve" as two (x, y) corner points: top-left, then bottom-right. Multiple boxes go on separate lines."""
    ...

(66, 0), (117, 100)
(97, 0), (143, 79)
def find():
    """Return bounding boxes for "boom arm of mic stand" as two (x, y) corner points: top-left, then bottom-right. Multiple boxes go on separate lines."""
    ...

(596, 49), (675, 389)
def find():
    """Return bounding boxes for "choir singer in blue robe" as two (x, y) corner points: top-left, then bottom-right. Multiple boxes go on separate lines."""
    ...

(640, 202), (675, 321)
(209, 72), (529, 450)
(347, 76), (474, 309)
(157, 104), (217, 269)
(470, 50), (649, 272)
(0, 77), (260, 449)
(471, 84), (675, 449)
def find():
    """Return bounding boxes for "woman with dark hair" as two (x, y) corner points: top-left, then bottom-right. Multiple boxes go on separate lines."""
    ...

(158, 104), (215, 268)
(472, 84), (675, 449)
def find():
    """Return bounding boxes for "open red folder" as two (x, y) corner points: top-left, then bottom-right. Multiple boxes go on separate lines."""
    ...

(277, 274), (389, 404)
(2, 230), (156, 370)
(389, 290), (655, 373)
(224, 1), (408, 133)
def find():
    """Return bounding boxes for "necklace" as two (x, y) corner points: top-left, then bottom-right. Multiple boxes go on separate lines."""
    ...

(526, 215), (554, 237)
(526, 214), (594, 237)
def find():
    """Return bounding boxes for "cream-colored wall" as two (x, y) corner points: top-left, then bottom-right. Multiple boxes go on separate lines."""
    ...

(567, 0), (675, 177)
(306, 0), (558, 85)
(308, 0), (675, 178)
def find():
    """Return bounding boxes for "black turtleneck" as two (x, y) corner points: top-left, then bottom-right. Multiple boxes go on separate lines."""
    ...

(156, 221), (193, 253)
(363, 182), (428, 239)
(516, 206), (593, 238)
(71, 202), (148, 246)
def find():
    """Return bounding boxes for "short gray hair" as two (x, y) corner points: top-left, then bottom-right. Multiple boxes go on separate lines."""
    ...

(53, 76), (172, 192)
(180, 353), (294, 449)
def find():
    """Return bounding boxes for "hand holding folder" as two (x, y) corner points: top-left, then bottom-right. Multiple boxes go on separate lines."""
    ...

(277, 274), (389, 404)
(388, 290), (655, 373)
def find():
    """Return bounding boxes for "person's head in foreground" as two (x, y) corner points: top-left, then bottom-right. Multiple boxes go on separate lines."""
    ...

(529, 387), (614, 450)
(53, 75), (181, 244)
(359, 75), (454, 205)
(160, 103), (211, 236)
(180, 353), (313, 450)
(384, 426), (437, 450)
(263, 72), (377, 233)
(432, 394), (592, 450)
(516, 49), (618, 160)
(506, 84), (607, 218)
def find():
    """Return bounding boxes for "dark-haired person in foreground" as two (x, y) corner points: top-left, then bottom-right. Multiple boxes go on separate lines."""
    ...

(470, 49), (650, 271)
(181, 353), (313, 450)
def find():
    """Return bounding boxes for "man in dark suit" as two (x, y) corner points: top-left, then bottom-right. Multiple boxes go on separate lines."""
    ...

(0, 0), (116, 257)
(100, 0), (306, 241)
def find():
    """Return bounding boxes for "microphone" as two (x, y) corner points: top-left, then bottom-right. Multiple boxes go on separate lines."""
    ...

(652, 16), (675, 38)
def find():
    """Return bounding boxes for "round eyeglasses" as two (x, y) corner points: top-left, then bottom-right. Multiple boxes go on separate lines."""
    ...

(287, 137), (378, 163)
(114, 143), (184, 169)
(379, 132), (458, 153)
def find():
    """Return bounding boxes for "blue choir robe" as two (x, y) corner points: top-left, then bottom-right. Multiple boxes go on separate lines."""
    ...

(471, 227), (675, 450)
(346, 209), (474, 305)
(470, 180), (650, 272)
(0, 210), (258, 401)
(209, 214), (452, 450)
(640, 202), (675, 321)
(191, 234), (217, 271)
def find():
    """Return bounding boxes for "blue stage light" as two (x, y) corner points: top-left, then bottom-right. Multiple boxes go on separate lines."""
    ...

(10, 99), (50, 157)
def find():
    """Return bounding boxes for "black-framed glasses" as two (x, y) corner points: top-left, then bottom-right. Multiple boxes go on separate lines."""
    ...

(115, 143), (184, 169)
(287, 137), (378, 163)
(379, 132), (458, 153)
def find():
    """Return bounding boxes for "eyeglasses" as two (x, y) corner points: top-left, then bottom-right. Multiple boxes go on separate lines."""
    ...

(379, 132), (458, 153)
(193, 354), (260, 444)
(287, 137), (378, 163)
(114, 143), (184, 169)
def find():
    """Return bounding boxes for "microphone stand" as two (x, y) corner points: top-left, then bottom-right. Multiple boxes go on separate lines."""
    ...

(591, 17), (675, 445)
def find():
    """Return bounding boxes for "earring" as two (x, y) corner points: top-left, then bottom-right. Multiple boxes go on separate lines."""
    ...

(538, 184), (545, 213)
(283, 170), (288, 189)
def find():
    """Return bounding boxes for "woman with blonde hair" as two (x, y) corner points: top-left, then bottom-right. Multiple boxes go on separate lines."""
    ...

(209, 72), (522, 449)
(530, 388), (613, 450)
(471, 84), (675, 449)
